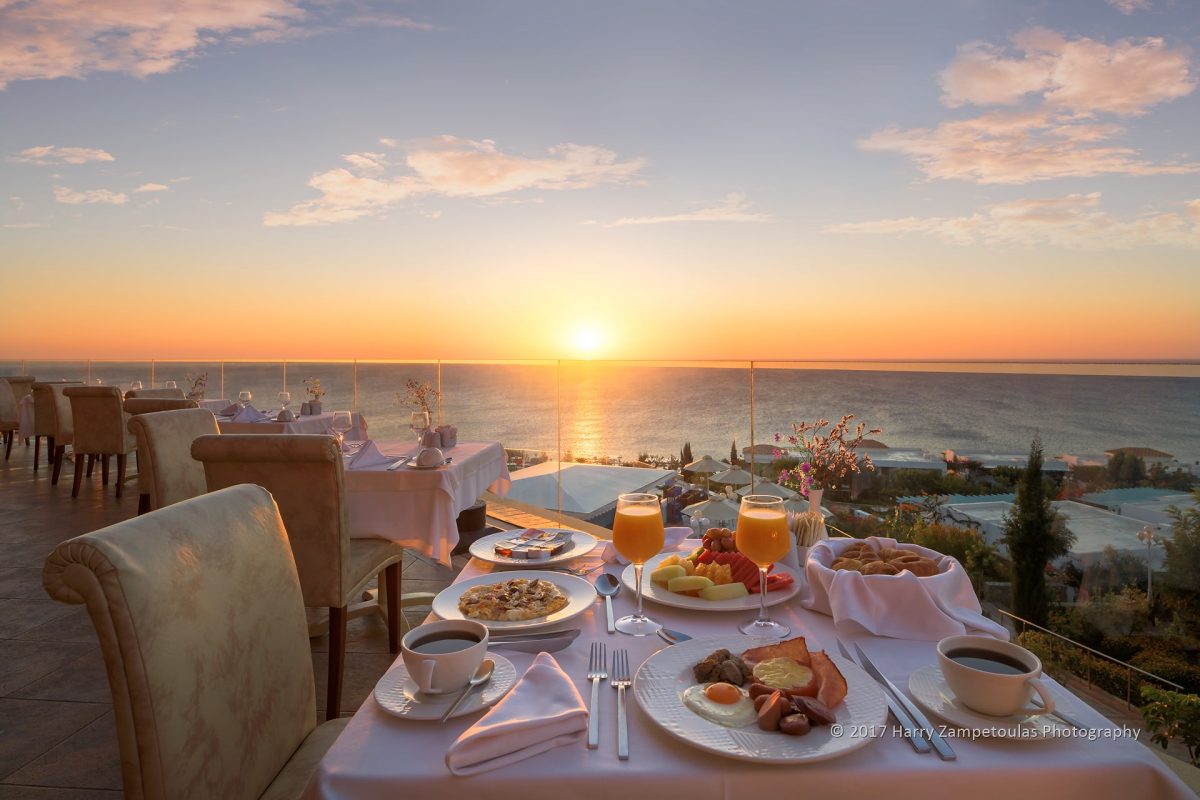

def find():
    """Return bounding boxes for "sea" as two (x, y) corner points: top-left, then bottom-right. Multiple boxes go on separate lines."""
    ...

(8, 360), (1199, 466)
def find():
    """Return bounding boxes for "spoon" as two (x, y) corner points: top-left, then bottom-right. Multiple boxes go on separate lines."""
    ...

(439, 659), (495, 722)
(594, 574), (620, 634)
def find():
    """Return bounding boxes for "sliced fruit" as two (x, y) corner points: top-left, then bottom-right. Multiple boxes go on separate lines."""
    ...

(650, 564), (686, 585)
(699, 582), (750, 601)
(667, 575), (714, 593)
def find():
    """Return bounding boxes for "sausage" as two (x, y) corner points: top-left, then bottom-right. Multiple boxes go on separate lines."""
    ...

(779, 713), (811, 736)
(756, 691), (789, 732)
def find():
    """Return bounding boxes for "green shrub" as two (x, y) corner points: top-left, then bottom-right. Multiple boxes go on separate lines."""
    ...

(1130, 652), (1200, 694)
(1141, 686), (1200, 766)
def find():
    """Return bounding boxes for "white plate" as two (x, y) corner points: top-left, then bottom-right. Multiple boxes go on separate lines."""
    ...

(406, 459), (450, 470)
(633, 636), (887, 764)
(431, 571), (595, 632)
(374, 653), (517, 721)
(907, 665), (1074, 740)
(469, 528), (599, 568)
(621, 552), (801, 612)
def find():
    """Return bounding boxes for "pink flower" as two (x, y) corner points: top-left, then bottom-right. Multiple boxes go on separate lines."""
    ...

(773, 432), (781, 442)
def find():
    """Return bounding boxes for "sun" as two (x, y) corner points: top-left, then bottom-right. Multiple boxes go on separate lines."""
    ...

(570, 325), (605, 358)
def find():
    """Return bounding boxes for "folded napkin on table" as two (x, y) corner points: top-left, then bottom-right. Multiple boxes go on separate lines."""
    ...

(601, 526), (692, 565)
(345, 440), (393, 470)
(445, 652), (587, 776)
(219, 403), (238, 416)
(231, 405), (268, 423)
(804, 535), (1008, 641)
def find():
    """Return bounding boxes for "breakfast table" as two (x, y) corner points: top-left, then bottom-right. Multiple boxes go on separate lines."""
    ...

(216, 410), (367, 439)
(303, 542), (1193, 800)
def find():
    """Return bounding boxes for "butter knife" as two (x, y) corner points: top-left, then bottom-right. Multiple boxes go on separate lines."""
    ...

(853, 642), (956, 761)
(837, 639), (930, 753)
(386, 456), (412, 471)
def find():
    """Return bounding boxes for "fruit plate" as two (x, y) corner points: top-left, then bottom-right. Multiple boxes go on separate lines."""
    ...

(620, 553), (801, 612)
(468, 528), (598, 568)
(633, 636), (887, 764)
(430, 570), (595, 632)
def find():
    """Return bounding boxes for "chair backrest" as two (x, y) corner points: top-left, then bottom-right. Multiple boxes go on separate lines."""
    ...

(128, 409), (220, 511)
(126, 388), (186, 400)
(1, 375), (34, 404)
(65, 386), (132, 455)
(123, 398), (198, 416)
(0, 379), (17, 426)
(32, 382), (79, 442)
(191, 434), (350, 608)
(42, 485), (317, 800)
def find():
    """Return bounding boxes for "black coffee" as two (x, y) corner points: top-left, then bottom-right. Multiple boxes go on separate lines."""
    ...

(945, 648), (1030, 675)
(410, 632), (481, 655)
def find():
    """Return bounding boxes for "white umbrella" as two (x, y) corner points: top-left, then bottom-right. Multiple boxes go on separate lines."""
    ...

(710, 467), (754, 487)
(684, 455), (727, 474)
(682, 498), (740, 528)
(736, 481), (798, 500)
(783, 497), (832, 520)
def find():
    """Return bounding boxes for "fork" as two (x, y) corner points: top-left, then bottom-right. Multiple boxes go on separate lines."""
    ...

(586, 642), (606, 749)
(552, 563), (602, 577)
(610, 648), (631, 760)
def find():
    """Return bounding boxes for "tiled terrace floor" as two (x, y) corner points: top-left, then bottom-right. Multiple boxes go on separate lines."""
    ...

(0, 440), (466, 798)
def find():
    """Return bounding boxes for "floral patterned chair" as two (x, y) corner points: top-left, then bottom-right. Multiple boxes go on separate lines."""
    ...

(128, 407), (218, 515)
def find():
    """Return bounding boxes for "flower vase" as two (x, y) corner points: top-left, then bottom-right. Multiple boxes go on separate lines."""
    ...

(309, 401), (322, 414)
(807, 487), (824, 514)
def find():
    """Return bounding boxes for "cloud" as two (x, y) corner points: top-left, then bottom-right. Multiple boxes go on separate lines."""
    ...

(264, 135), (645, 226)
(827, 193), (1200, 249)
(9, 145), (114, 165)
(2, 222), (47, 229)
(1107, 0), (1151, 13)
(53, 186), (129, 205)
(610, 193), (772, 226)
(134, 182), (170, 193)
(0, 1), (432, 90)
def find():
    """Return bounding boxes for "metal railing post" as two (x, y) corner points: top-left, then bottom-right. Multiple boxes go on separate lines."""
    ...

(353, 360), (358, 410)
(220, 362), (225, 399)
(150, 359), (156, 386)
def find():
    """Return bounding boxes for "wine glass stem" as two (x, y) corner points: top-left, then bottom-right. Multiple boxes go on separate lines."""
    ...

(634, 563), (645, 619)
(758, 566), (769, 621)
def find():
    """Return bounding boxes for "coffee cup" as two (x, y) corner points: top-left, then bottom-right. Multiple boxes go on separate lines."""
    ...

(937, 634), (1055, 718)
(416, 447), (445, 467)
(401, 619), (488, 695)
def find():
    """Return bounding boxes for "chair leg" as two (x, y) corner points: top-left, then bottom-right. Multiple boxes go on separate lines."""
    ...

(86, 454), (95, 477)
(33, 436), (41, 470)
(4, 431), (11, 461)
(137, 493), (151, 515)
(51, 446), (65, 485)
(386, 563), (401, 653)
(72, 454), (85, 498)
(326, 606), (347, 721)
(101, 455), (110, 486)
(116, 454), (126, 498)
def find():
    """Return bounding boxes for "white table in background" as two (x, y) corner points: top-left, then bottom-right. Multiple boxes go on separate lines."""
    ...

(197, 398), (231, 413)
(216, 411), (367, 440)
(18, 394), (33, 439)
(304, 546), (1193, 800)
(343, 440), (511, 566)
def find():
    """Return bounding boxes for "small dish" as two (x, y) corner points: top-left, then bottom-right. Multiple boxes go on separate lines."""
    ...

(907, 664), (1074, 740)
(374, 652), (516, 721)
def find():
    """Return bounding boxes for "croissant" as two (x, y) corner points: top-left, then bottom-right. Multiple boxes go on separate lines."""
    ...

(829, 541), (943, 577)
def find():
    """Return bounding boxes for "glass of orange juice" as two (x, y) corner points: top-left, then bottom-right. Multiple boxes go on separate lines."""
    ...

(736, 495), (791, 637)
(612, 493), (664, 636)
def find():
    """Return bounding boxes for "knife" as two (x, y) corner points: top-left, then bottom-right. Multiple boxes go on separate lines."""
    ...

(386, 456), (412, 471)
(488, 629), (581, 654)
(489, 629), (581, 643)
(853, 642), (956, 761)
(837, 639), (931, 754)
(656, 628), (693, 646)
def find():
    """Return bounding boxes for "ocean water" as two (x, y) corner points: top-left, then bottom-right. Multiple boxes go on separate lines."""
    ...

(6, 360), (1198, 465)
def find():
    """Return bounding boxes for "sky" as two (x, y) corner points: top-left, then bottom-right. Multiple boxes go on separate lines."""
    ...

(1, 0), (1198, 361)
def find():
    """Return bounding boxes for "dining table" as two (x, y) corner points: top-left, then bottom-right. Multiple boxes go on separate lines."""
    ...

(303, 541), (1194, 800)
(342, 440), (512, 566)
(216, 410), (368, 439)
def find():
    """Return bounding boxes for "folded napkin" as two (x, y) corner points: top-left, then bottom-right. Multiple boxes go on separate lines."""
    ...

(601, 526), (693, 565)
(345, 440), (394, 470)
(231, 404), (268, 423)
(803, 536), (1008, 641)
(220, 403), (238, 416)
(445, 652), (587, 776)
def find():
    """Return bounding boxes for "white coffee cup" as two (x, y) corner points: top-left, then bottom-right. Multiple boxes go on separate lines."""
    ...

(937, 634), (1056, 718)
(401, 619), (488, 695)
(416, 447), (445, 467)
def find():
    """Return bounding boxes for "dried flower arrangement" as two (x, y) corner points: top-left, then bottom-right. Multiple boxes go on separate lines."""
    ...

(774, 414), (882, 495)
(304, 377), (326, 401)
(185, 372), (207, 401)
(397, 378), (440, 414)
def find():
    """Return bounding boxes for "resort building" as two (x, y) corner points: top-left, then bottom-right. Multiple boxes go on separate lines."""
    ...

(943, 450), (1070, 474)
(1103, 447), (1177, 470)
(505, 461), (677, 527)
(1080, 488), (1199, 526)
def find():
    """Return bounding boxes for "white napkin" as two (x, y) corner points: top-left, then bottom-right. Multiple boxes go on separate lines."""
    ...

(345, 440), (393, 470)
(445, 652), (587, 776)
(220, 403), (238, 416)
(231, 404), (268, 423)
(601, 526), (694, 565)
(803, 536), (1008, 641)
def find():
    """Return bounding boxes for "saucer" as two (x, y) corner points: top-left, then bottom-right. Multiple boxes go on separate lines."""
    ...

(907, 665), (1073, 740)
(406, 458), (451, 470)
(374, 653), (516, 721)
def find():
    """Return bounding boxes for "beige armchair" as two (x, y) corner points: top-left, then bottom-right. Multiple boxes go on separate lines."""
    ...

(125, 387), (186, 400)
(128, 408), (219, 515)
(124, 397), (199, 415)
(42, 484), (349, 800)
(2, 374), (35, 405)
(0, 379), (17, 461)
(65, 386), (136, 499)
(191, 434), (411, 719)
(31, 381), (79, 482)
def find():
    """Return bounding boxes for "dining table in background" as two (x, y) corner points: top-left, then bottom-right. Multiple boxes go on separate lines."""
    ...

(216, 410), (368, 439)
(17, 393), (34, 439)
(343, 440), (511, 566)
(196, 398), (231, 413)
(303, 544), (1193, 800)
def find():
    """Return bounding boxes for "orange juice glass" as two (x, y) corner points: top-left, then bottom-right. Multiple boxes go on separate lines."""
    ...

(736, 495), (791, 638)
(612, 493), (664, 636)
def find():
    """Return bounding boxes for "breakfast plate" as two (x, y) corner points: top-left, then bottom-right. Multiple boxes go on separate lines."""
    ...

(468, 528), (599, 568)
(374, 652), (517, 721)
(634, 636), (887, 764)
(620, 553), (801, 612)
(907, 665), (1074, 740)
(430, 570), (595, 632)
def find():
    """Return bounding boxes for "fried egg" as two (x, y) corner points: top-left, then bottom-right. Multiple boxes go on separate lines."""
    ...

(681, 682), (757, 728)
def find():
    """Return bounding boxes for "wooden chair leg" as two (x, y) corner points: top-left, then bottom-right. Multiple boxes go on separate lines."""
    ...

(33, 436), (40, 470)
(47, 436), (55, 462)
(326, 606), (347, 721)
(115, 454), (126, 498)
(137, 493), (151, 515)
(71, 454), (85, 498)
(51, 446), (65, 485)
(386, 563), (401, 653)
(86, 454), (95, 477)
(101, 455), (110, 486)
(4, 431), (12, 461)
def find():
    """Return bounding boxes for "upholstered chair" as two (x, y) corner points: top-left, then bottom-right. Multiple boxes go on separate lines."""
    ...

(31, 381), (78, 481)
(64, 386), (136, 499)
(192, 434), (414, 719)
(42, 484), (349, 800)
(125, 387), (186, 399)
(128, 408), (219, 515)
(3, 375), (35, 406)
(0, 379), (17, 461)
(123, 397), (198, 416)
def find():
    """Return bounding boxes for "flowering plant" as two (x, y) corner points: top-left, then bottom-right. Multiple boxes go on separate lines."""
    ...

(185, 372), (207, 401)
(398, 378), (440, 414)
(774, 414), (881, 495)
(304, 377), (325, 401)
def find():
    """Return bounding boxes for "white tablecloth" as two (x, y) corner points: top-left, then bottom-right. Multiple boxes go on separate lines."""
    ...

(344, 440), (511, 566)
(217, 411), (367, 440)
(18, 394), (34, 439)
(305, 545), (1192, 800)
